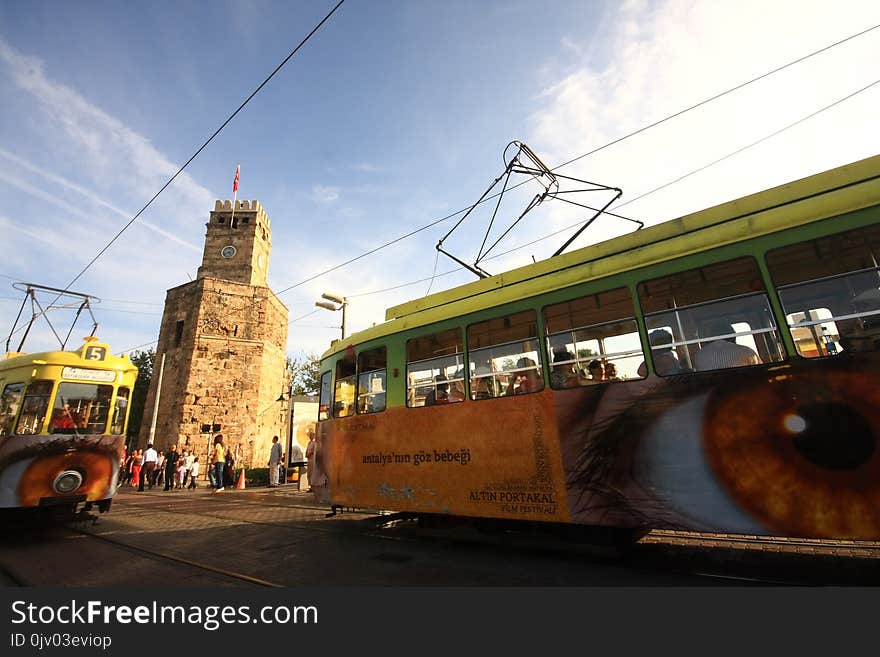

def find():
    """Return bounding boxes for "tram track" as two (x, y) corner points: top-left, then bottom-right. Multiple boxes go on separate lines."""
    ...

(0, 559), (30, 586)
(83, 490), (880, 585)
(95, 493), (841, 585)
(643, 529), (880, 558)
(65, 524), (284, 587)
(103, 494), (377, 538)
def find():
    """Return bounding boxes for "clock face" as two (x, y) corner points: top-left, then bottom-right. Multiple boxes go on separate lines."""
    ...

(257, 255), (265, 269)
(221, 245), (237, 259)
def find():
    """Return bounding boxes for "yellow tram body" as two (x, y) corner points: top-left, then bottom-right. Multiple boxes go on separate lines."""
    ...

(0, 337), (138, 513)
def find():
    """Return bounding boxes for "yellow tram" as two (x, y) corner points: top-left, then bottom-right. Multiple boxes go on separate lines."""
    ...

(0, 336), (138, 514)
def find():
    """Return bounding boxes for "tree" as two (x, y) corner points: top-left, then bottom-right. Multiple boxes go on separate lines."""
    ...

(285, 353), (321, 396)
(127, 348), (155, 444)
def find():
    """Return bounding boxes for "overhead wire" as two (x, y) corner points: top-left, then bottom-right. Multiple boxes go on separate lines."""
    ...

(28, 21), (880, 312)
(551, 22), (880, 172)
(10, 1), (348, 351)
(272, 22), (880, 296)
(122, 64), (880, 346)
(29, 19), (880, 353)
(341, 76), (880, 300)
(49, 0), (348, 304)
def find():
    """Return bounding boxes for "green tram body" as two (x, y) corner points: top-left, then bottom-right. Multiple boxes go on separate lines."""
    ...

(0, 338), (138, 514)
(315, 154), (880, 540)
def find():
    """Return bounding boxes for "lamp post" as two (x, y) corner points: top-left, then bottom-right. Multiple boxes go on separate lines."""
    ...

(276, 384), (291, 479)
(315, 292), (347, 340)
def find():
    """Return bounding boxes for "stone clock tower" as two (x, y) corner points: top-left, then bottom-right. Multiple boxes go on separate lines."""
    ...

(137, 200), (289, 471)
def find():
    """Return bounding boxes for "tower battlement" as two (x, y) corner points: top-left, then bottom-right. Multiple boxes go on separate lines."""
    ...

(213, 199), (270, 227)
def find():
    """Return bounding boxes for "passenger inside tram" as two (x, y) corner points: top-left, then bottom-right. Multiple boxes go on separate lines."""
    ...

(693, 319), (761, 371)
(506, 357), (542, 395)
(637, 329), (685, 376)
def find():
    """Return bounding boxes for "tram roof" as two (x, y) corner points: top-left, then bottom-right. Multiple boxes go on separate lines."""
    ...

(321, 153), (880, 359)
(2, 338), (137, 374)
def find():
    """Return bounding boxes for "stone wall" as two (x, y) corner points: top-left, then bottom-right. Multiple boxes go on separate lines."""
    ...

(136, 199), (289, 470)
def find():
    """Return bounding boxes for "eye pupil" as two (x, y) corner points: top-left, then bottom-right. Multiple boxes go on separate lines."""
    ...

(791, 403), (874, 470)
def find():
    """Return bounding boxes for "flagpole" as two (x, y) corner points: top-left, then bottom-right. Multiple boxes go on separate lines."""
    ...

(230, 164), (240, 227)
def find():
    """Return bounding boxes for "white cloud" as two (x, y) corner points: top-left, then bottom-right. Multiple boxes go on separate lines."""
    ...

(0, 149), (201, 252)
(354, 163), (384, 173)
(311, 185), (341, 203)
(0, 36), (215, 355)
(0, 36), (213, 218)
(526, 0), (880, 252)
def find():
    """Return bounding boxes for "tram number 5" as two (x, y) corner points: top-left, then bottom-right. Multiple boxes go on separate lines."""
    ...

(85, 346), (106, 361)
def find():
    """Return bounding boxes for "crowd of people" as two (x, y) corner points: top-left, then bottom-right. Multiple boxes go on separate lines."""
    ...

(118, 431), (321, 494)
(118, 445), (203, 491)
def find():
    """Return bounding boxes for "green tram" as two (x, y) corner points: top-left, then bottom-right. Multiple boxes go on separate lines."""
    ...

(315, 154), (880, 540)
(0, 337), (138, 515)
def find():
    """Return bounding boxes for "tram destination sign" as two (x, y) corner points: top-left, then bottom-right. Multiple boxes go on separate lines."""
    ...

(61, 367), (116, 383)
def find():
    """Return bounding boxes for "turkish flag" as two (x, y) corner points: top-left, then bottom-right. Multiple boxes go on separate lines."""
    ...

(233, 165), (240, 193)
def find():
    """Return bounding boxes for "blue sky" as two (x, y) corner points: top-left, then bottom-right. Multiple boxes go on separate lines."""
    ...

(2, 0), (880, 359)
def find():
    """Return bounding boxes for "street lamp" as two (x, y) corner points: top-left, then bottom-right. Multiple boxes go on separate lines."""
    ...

(315, 292), (347, 340)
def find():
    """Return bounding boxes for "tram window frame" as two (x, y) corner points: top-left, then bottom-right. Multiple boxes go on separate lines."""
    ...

(637, 256), (785, 375)
(17, 380), (53, 435)
(110, 387), (131, 435)
(542, 287), (646, 387)
(784, 308), (841, 358)
(318, 371), (332, 421)
(406, 327), (465, 408)
(333, 355), (357, 419)
(467, 310), (544, 399)
(357, 347), (387, 415)
(50, 382), (114, 434)
(0, 382), (25, 435)
(766, 224), (880, 357)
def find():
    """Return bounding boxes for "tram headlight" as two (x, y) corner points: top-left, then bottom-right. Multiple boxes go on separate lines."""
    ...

(52, 470), (84, 494)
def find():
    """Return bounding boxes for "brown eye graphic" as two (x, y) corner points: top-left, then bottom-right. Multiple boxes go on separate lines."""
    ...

(703, 370), (880, 539)
(18, 450), (115, 507)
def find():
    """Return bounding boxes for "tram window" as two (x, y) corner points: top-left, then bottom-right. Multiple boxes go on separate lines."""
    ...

(111, 387), (130, 435)
(406, 328), (464, 407)
(50, 383), (114, 434)
(357, 347), (386, 414)
(638, 257), (784, 374)
(18, 380), (52, 435)
(468, 310), (543, 398)
(318, 371), (332, 421)
(0, 382), (25, 435)
(333, 354), (357, 418)
(767, 225), (880, 356)
(543, 288), (645, 387)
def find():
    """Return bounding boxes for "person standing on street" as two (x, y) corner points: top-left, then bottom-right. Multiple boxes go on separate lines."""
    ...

(182, 450), (195, 488)
(268, 435), (282, 487)
(210, 435), (226, 493)
(305, 429), (317, 492)
(138, 443), (158, 491)
(289, 439), (305, 490)
(163, 444), (180, 491)
(188, 457), (201, 489)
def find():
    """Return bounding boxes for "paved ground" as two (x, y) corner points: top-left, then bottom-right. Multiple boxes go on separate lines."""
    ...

(0, 485), (725, 587)
(2, 483), (877, 586)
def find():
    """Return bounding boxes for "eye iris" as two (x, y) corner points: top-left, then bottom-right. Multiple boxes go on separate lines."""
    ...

(791, 403), (874, 471)
(703, 369), (880, 539)
(18, 450), (114, 506)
